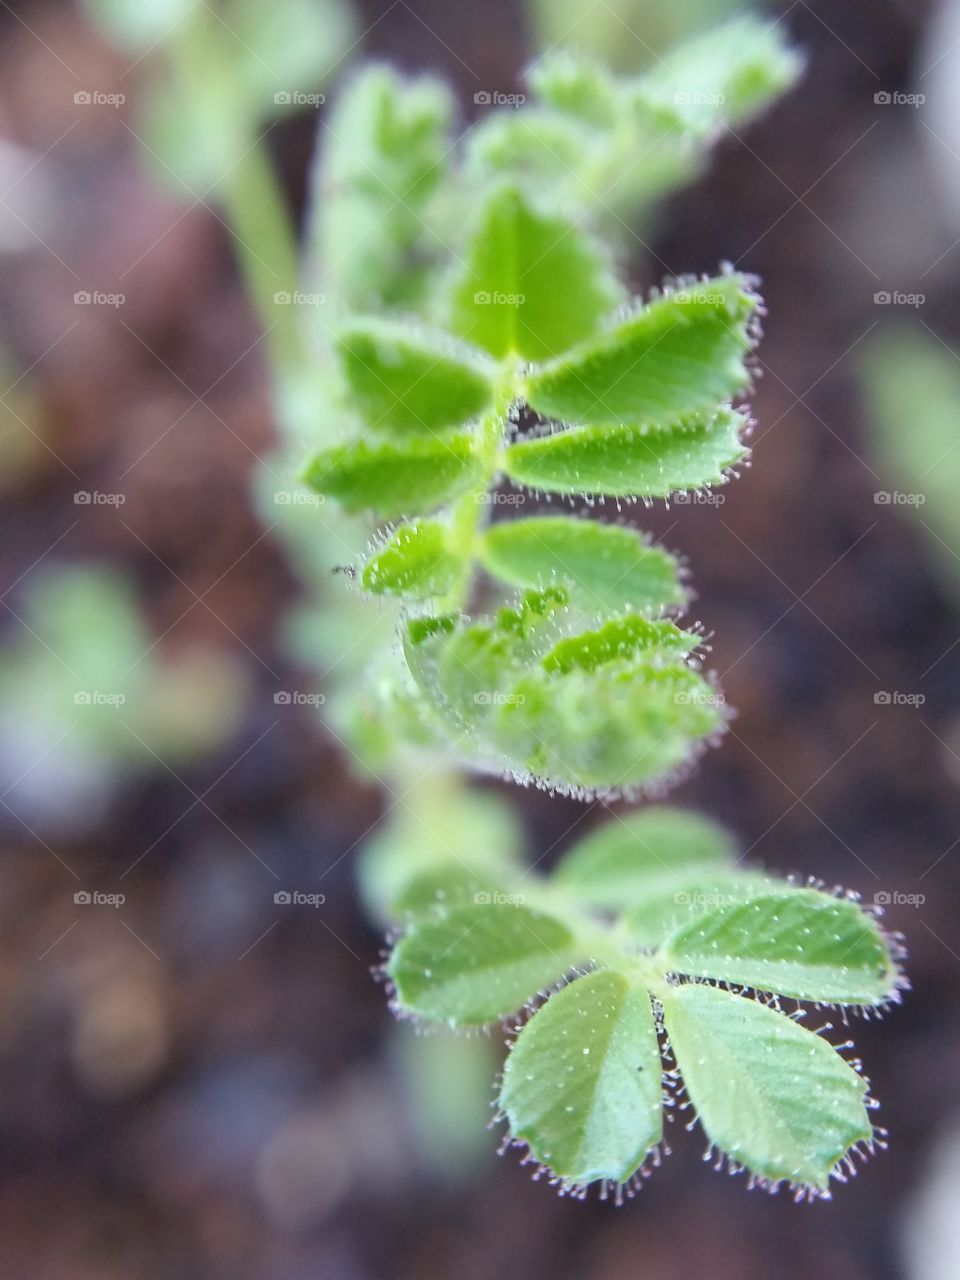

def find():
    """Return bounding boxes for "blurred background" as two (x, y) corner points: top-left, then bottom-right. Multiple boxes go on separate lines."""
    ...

(1, 0), (958, 1276)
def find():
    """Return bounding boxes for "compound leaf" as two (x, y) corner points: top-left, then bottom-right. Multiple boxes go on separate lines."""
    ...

(303, 435), (483, 517)
(361, 520), (461, 599)
(524, 276), (758, 427)
(387, 901), (581, 1025)
(622, 872), (779, 947)
(479, 516), (685, 613)
(553, 806), (735, 909)
(662, 984), (872, 1191)
(450, 185), (622, 362)
(503, 407), (747, 498)
(662, 889), (897, 1004)
(500, 970), (663, 1186)
(337, 318), (494, 433)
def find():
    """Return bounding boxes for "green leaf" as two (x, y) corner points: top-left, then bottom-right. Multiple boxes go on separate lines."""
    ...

(311, 65), (453, 309)
(337, 319), (494, 434)
(450, 186), (622, 362)
(358, 786), (525, 920)
(502, 407), (747, 498)
(302, 434), (483, 518)
(479, 517), (686, 613)
(662, 889), (897, 1004)
(500, 970), (663, 1186)
(225, 0), (356, 113)
(387, 901), (581, 1025)
(524, 276), (759, 427)
(661, 984), (871, 1191)
(542, 615), (698, 674)
(361, 520), (460, 599)
(622, 872), (779, 947)
(636, 15), (805, 140)
(493, 660), (724, 794)
(553, 807), (736, 909)
(528, 51), (620, 127)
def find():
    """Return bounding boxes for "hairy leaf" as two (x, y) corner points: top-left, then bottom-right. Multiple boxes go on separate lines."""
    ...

(553, 806), (736, 909)
(337, 319), (494, 433)
(361, 520), (460, 599)
(622, 872), (778, 946)
(311, 65), (453, 309)
(387, 901), (581, 1025)
(303, 435), (483, 517)
(662, 889), (897, 1004)
(479, 517), (685, 613)
(542, 616), (698, 674)
(500, 971), (663, 1185)
(524, 276), (758, 427)
(503, 408), (747, 498)
(636, 15), (805, 139)
(450, 186), (622, 362)
(662, 984), (871, 1190)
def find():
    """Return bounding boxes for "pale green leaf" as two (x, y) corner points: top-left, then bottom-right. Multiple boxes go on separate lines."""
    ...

(524, 276), (759, 427)
(311, 65), (453, 309)
(622, 872), (779, 946)
(500, 970), (663, 1185)
(528, 51), (620, 126)
(553, 806), (736, 909)
(302, 435), (483, 517)
(450, 186), (622, 361)
(635, 15), (805, 139)
(662, 984), (871, 1190)
(479, 516), (686, 613)
(337, 319), (494, 433)
(361, 520), (460, 599)
(387, 901), (581, 1025)
(502, 407), (747, 498)
(492, 660), (724, 794)
(662, 889), (897, 1004)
